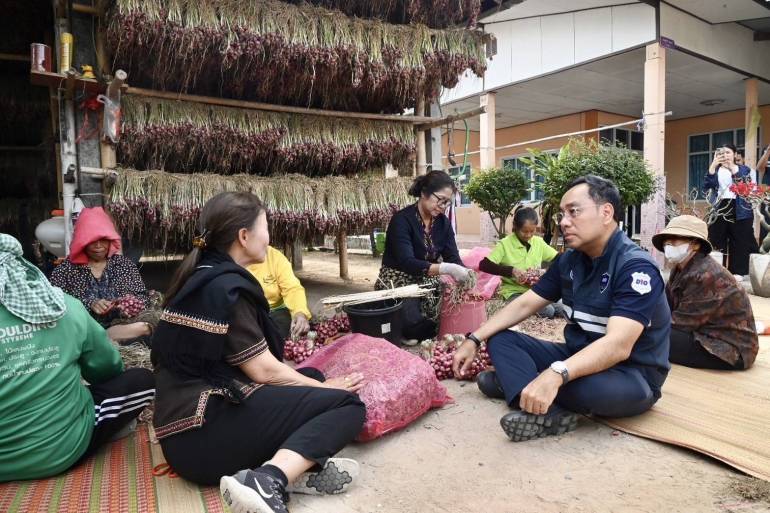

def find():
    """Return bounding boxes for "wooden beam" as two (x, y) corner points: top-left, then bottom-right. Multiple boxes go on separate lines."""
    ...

(415, 106), (486, 131)
(337, 232), (349, 280)
(126, 86), (436, 124)
(106, 70), (127, 99)
(72, 3), (99, 15)
(0, 146), (45, 152)
(0, 53), (30, 62)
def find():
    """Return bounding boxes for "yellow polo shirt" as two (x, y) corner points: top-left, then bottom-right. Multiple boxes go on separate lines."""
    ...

(247, 246), (311, 319)
(487, 233), (558, 298)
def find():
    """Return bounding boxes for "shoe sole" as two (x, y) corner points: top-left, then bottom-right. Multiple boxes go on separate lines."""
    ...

(287, 458), (358, 496)
(500, 410), (578, 442)
(220, 475), (275, 513)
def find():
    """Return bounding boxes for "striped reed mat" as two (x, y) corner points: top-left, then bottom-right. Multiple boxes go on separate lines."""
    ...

(0, 423), (230, 513)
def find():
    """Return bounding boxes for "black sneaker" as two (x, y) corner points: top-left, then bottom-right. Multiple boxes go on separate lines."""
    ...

(287, 458), (359, 495)
(500, 404), (578, 442)
(476, 370), (505, 399)
(220, 468), (289, 513)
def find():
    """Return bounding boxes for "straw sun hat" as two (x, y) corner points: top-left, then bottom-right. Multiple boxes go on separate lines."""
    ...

(652, 215), (713, 253)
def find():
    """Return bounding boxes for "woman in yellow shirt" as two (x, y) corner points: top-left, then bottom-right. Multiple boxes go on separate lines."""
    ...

(247, 246), (311, 341)
(479, 207), (560, 318)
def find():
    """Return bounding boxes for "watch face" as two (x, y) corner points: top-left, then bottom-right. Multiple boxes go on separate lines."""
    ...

(551, 361), (567, 374)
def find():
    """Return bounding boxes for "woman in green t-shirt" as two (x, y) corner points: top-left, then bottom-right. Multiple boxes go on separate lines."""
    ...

(479, 207), (560, 318)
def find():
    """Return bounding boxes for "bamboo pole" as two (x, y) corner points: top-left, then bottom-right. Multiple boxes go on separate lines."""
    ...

(415, 97), (427, 176)
(127, 86), (435, 124)
(337, 231), (349, 280)
(415, 106), (486, 131)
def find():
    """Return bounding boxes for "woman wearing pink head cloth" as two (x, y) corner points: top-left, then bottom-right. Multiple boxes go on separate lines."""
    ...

(50, 207), (160, 343)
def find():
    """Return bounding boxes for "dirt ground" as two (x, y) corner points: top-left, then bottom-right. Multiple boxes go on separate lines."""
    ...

(289, 250), (769, 513)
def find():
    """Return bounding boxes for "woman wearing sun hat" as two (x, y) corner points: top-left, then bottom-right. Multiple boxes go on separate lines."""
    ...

(653, 215), (758, 370)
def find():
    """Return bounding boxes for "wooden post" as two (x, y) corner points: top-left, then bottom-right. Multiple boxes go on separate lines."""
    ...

(291, 239), (303, 271)
(337, 231), (349, 280)
(415, 97), (427, 176)
(745, 78), (759, 170)
(99, 71), (126, 204)
(745, 78), (760, 239)
(640, 42), (667, 263)
(479, 91), (497, 242)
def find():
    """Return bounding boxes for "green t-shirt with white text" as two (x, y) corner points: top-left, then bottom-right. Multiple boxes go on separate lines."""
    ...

(0, 295), (123, 482)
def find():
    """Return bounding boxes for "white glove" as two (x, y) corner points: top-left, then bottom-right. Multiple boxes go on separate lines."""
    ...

(439, 262), (471, 283)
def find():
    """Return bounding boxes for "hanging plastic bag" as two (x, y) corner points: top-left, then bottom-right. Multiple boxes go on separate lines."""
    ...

(298, 333), (453, 442)
(97, 93), (122, 143)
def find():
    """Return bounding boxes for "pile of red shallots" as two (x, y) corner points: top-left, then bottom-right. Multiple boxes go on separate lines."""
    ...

(113, 295), (145, 318)
(283, 314), (351, 363)
(519, 268), (545, 287)
(424, 334), (491, 381)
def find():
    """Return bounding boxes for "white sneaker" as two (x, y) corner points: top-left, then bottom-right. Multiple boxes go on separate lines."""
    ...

(734, 274), (744, 282)
(287, 458), (359, 495)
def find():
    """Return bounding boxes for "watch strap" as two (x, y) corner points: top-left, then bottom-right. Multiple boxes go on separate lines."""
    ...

(465, 332), (482, 347)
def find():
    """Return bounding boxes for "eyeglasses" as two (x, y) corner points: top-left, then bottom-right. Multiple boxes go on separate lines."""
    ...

(432, 193), (452, 207)
(554, 203), (599, 223)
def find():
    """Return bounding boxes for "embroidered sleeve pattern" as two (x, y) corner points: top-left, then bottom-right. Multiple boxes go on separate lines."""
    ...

(160, 310), (229, 334)
(225, 338), (268, 365)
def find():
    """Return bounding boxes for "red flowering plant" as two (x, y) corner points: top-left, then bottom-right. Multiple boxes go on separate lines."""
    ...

(729, 181), (770, 253)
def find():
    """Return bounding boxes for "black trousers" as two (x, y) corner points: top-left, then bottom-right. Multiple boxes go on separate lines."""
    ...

(159, 369), (366, 485)
(708, 200), (758, 275)
(669, 328), (738, 370)
(269, 308), (292, 342)
(79, 368), (155, 462)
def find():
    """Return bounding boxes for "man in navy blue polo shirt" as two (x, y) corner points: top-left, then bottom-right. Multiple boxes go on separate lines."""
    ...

(453, 175), (671, 441)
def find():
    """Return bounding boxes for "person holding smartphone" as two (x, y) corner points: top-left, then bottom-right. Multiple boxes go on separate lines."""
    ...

(703, 143), (759, 278)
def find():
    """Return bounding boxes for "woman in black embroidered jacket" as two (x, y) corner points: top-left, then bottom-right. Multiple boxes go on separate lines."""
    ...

(151, 192), (366, 513)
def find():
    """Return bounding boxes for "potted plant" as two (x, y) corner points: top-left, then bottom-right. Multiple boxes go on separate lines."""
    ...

(463, 166), (530, 239)
(520, 139), (658, 244)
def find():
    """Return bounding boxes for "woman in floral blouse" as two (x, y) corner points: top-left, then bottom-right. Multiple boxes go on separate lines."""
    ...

(50, 207), (160, 343)
(653, 215), (758, 370)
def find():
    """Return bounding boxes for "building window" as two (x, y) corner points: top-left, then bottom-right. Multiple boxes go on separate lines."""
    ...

(501, 156), (546, 202)
(599, 127), (644, 151)
(687, 128), (763, 199)
(448, 165), (472, 205)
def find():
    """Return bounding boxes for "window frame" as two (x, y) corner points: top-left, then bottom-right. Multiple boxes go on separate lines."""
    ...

(500, 152), (554, 203)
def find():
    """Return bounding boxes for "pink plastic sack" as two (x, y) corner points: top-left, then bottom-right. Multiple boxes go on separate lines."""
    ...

(461, 246), (492, 271)
(297, 333), (453, 442)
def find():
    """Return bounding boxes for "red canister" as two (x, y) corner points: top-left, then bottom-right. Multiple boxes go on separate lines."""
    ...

(30, 43), (52, 73)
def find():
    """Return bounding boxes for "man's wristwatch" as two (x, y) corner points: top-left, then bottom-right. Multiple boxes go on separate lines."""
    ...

(465, 332), (483, 348)
(549, 361), (569, 385)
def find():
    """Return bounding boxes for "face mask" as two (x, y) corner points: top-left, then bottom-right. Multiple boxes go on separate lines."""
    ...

(664, 243), (691, 264)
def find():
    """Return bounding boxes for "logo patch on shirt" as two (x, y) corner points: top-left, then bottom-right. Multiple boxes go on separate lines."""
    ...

(569, 269), (574, 280)
(631, 272), (652, 295)
(600, 272), (610, 293)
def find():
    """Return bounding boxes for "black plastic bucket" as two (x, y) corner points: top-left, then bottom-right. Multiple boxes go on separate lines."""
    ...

(342, 299), (403, 345)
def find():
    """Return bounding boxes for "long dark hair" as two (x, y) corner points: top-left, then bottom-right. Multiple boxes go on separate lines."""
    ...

(408, 170), (456, 198)
(164, 192), (266, 306)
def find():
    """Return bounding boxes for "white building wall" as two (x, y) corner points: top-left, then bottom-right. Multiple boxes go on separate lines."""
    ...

(440, 3), (656, 104)
(660, 3), (770, 83)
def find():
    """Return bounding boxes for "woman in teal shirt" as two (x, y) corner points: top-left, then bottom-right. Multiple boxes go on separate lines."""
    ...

(479, 207), (560, 318)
